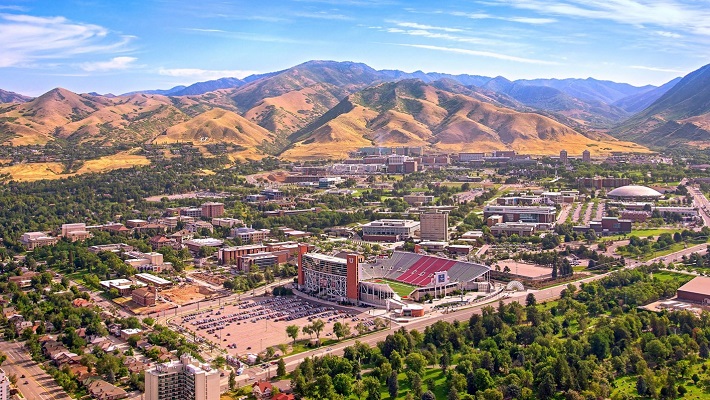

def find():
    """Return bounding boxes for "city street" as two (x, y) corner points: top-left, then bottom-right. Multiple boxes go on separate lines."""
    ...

(0, 340), (71, 400)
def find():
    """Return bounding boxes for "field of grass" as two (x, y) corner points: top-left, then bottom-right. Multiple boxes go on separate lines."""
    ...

(606, 228), (684, 241)
(375, 279), (418, 298)
(651, 270), (695, 284)
(0, 149), (150, 181)
(612, 360), (710, 399)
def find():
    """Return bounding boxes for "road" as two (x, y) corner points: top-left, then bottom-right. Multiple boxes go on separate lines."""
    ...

(689, 186), (710, 227)
(0, 340), (72, 400)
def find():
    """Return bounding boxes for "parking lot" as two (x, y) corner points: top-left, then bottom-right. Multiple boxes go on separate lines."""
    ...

(175, 296), (376, 355)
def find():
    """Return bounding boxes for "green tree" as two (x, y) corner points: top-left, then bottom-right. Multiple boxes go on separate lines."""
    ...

(229, 370), (236, 391)
(363, 376), (381, 400)
(286, 325), (299, 344)
(405, 353), (427, 375)
(333, 322), (351, 340)
(311, 319), (325, 341)
(277, 358), (286, 378)
(387, 371), (399, 399)
(525, 293), (536, 307)
(334, 373), (352, 397)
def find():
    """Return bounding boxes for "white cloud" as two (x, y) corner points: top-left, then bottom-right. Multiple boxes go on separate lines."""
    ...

(158, 68), (260, 80)
(655, 30), (682, 38)
(80, 56), (137, 72)
(629, 65), (685, 73)
(393, 21), (464, 32)
(399, 44), (560, 65)
(295, 11), (352, 20)
(0, 14), (133, 68)
(451, 11), (556, 24)
(486, 0), (710, 36)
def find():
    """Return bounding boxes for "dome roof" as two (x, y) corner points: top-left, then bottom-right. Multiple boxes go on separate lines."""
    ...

(607, 185), (662, 198)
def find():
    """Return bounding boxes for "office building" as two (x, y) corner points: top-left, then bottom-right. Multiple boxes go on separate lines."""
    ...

(420, 210), (449, 241)
(560, 150), (568, 165)
(582, 150), (591, 162)
(145, 354), (220, 400)
(483, 205), (556, 225)
(200, 202), (224, 218)
(361, 219), (420, 242)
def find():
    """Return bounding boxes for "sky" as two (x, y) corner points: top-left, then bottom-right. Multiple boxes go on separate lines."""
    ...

(0, 0), (708, 96)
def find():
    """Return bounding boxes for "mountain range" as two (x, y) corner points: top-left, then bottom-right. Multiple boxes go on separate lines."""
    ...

(1, 60), (708, 159)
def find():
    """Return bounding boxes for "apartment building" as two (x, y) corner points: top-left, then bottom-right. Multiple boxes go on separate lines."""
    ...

(0, 368), (10, 400)
(144, 354), (220, 400)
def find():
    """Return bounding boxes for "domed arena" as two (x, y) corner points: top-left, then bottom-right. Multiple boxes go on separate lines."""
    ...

(607, 185), (663, 201)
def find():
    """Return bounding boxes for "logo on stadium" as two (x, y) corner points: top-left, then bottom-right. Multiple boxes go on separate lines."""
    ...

(435, 271), (448, 284)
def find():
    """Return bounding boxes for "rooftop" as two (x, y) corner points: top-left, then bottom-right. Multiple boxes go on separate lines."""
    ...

(607, 185), (663, 198)
(677, 276), (710, 297)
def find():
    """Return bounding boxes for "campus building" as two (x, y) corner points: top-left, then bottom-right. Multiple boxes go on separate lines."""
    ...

(200, 202), (224, 218)
(483, 205), (556, 228)
(676, 276), (710, 304)
(420, 210), (449, 241)
(61, 223), (92, 242)
(298, 246), (359, 304)
(144, 354), (220, 400)
(607, 185), (663, 201)
(361, 219), (420, 242)
(20, 232), (59, 250)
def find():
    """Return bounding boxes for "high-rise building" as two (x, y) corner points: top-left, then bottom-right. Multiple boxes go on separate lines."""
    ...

(420, 210), (449, 241)
(582, 150), (591, 162)
(0, 369), (9, 400)
(145, 354), (220, 400)
(201, 202), (225, 218)
(560, 150), (568, 165)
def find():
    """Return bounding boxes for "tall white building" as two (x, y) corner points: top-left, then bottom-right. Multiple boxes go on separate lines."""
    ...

(0, 369), (9, 400)
(145, 354), (220, 400)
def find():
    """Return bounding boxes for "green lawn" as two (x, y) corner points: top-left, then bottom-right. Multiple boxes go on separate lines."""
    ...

(650, 270), (694, 284)
(606, 228), (684, 241)
(374, 279), (418, 298)
(612, 361), (710, 399)
(376, 368), (448, 399)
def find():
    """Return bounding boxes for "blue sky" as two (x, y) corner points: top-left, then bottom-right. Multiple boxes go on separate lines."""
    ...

(0, 0), (708, 96)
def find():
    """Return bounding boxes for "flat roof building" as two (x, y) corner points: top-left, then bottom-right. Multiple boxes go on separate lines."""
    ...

(420, 210), (449, 242)
(677, 276), (710, 304)
(201, 202), (224, 218)
(135, 273), (172, 289)
(20, 232), (59, 250)
(362, 219), (420, 242)
(145, 354), (219, 400)
(483, 205), (556, 226)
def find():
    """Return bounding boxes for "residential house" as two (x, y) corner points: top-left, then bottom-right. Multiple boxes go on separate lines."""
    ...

(252, 380), (273, 399)
(86, 379), (128, 400)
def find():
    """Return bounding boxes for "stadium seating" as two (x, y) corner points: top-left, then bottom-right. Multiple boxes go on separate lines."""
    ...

(359, 251), (490, 288)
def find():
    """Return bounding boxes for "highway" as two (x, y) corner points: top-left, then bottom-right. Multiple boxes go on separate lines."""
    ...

(0, 340), (71, 400)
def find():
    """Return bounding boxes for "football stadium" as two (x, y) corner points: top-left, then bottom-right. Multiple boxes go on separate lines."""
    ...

(297, 245), (492, 310)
